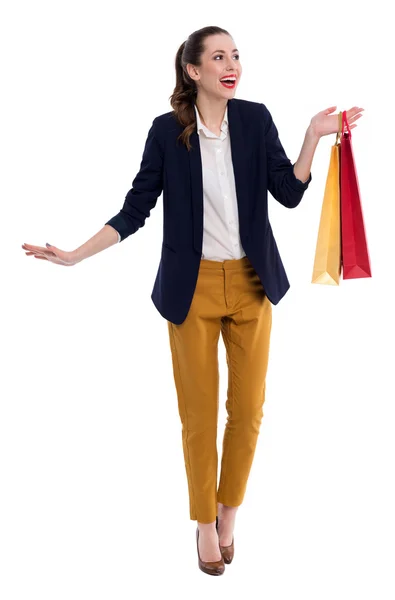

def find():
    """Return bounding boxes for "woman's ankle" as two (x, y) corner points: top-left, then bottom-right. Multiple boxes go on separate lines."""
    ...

(197, 519), (217, 531)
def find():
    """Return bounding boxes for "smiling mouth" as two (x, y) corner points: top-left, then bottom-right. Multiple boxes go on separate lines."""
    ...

(220, 78), (237, 88)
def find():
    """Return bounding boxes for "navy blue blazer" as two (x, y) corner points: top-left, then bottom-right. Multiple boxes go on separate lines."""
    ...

(105, 97), (312, 325)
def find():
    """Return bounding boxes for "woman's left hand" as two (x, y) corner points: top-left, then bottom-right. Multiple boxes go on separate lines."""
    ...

(309, 106), (364, 138)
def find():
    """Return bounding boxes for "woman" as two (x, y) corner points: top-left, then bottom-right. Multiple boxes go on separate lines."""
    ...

(22, 26), (364, 576)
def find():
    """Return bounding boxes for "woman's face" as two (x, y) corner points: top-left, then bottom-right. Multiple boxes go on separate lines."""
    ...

(187, 34), (242, 100)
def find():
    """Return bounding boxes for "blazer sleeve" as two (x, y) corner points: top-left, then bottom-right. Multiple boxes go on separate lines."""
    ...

(104, 118), (164, 241)
(261, 103), (312, 209)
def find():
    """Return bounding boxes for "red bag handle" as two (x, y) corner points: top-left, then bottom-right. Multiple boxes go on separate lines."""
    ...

(342, 110), (352, 139)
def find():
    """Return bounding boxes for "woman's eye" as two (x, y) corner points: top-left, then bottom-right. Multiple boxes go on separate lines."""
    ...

(214, 54), (240, 60)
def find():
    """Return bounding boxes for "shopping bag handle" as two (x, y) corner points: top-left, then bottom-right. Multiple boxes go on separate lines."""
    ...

(335, 111), (342, 145)
(342, 110), (352, 139)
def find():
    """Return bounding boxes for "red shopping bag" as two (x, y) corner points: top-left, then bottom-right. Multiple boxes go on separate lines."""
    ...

(340, 111), (372, 279)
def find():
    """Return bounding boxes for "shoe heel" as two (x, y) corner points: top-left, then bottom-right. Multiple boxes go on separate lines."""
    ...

(216, 515), (235, 564)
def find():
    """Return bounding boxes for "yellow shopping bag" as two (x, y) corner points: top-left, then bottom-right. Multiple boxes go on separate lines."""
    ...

(311, 112), (342, 285)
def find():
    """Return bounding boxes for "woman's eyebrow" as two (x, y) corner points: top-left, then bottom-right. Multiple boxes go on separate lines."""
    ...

(211, 49), (239, 54)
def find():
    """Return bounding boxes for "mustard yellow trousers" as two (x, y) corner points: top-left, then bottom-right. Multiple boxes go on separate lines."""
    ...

(167, 256), (272, 524)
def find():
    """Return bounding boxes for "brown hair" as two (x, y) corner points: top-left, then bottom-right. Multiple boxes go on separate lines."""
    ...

(169, 26), (230, 151)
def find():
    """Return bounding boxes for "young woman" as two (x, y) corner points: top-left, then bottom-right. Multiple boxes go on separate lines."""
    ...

(22, 26), (364, 576)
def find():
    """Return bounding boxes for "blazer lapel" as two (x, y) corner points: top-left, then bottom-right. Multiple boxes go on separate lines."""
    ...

(188, 98), (250, 254)
(227, 98), (250, 239)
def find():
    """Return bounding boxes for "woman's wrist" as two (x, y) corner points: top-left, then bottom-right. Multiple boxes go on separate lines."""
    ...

(70, 248), (84, 264)
(306, 123), (321, 144)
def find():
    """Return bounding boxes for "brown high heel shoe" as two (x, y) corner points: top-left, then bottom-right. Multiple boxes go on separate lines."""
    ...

(216, 515), (235, 564)
(196, 526), (225, 576)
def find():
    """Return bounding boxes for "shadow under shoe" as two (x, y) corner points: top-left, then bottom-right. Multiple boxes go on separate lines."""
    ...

(196, 527), (225, 575)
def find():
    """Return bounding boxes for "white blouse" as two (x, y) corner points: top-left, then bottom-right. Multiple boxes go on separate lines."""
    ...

(194, 103), (246, 261)
(116, 103), (246, 262)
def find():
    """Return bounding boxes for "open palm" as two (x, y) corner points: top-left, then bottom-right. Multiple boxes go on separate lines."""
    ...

(21, 243), (79, 266)
(310, 106), (364, 138)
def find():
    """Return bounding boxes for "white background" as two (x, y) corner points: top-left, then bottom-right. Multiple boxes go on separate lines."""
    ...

(1, 0), (394, 597)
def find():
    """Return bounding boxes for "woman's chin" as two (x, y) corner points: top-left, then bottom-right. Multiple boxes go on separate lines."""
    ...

(217, 86), (237, 98)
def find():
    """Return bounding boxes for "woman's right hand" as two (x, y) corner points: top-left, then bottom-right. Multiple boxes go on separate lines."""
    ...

(21, 243), (80, 266)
